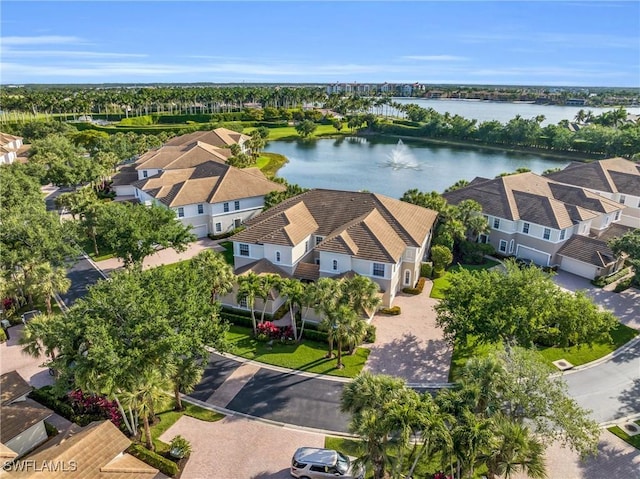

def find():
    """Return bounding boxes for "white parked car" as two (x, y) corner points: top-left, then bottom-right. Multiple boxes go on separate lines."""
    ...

(291, 447), (365, 479)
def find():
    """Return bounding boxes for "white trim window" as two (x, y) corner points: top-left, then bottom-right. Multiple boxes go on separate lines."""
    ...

(559, 229), (566, 240)
(238, 297), (248, 308)
(197, 204), (204, 215)
(143, 170), (148, 178)
(315, 236), (324, 246)
(275, 251), (281, 263)
(223, 202), (229, 212)
(499, 240), (507, 253)
(522, 222), (530, 234)
(215, 222), (222, 232)
(234, 200), (240, 210)
(404, 270), (411, 286)
(543, 228), (551, 240)
(493, 218), (500, 229)
(332, 259), (338, 271)
(614, 211), (621, 221)
(372, 263), (385, 277)
(177, 207), (184, 218)
(619, 194), (626, 204)
(239, 244), (250, 257)
(509, 239), (514, 254)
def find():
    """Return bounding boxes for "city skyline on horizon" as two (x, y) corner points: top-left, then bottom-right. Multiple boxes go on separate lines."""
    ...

(1, 1), (639, 87)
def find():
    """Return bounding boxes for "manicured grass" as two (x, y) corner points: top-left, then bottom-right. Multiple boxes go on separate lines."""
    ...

(150, 398), (223, 453)
(226, 324), (369, 378)
(537, 323), (638, 366)
(219, 241), (234, 265)
(254, 152), (288, 178)
(430, 260), (500, 299)
(261, 124), (349, 141)
(608, 422), (640, 450)
(449, 323), (637, 382)
(324, 436), (453, 479)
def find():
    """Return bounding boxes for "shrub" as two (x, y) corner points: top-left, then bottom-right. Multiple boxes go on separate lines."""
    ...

(301, 328), (329, 343)
(614, 277), (633, 293)
(256, 321), (280, 341)
(0, 328), (6, 343)
(127, 444), (179, 477)
(420, 262), (433, 279)
(379, 306), (401, 315)
(29, 386), (75, 420)
(592, 267), (631, 287)
(459, 240), (495, 265)
(403, 277), (427, 295)
(431, 245), (453, 271)
(365, 324), (377, 343)
(44, 421), (59, 437)
(169, 435), (192, 459)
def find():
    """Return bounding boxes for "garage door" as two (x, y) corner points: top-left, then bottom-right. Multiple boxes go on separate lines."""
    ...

(191, 224), (208, 238)
(515, 245), (550, 266)
(559, 256), (597, 279)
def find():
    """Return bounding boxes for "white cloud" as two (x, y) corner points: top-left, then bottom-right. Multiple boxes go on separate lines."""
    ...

(1, 49), (147, 59)
(401, 55), (468, 62)
(1, 35), (83, 45)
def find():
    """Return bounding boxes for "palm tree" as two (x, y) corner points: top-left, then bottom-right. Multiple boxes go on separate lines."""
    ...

(280, 278), (305, 340)
(237, 272), (261, 335)
(122, 368), (171, 451)
(481, 415), (547, 479)
(257, 274), (281, 324)
(191, 250), (235, 304)
(459, 356), (505, 416)
(452, 410), (493, 479)
(340, 275), (382, 318)
(313, 278), (341, 358)
(19, 314), (59, 362)
(333, 306), (363, 369)
(171, 355), (204, 412)
(30, 262), (71, 315)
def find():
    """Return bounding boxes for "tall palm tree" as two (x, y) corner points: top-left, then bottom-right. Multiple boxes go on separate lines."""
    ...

(313, 278), (341, 358)
(191, 249), (235, 304)
(333, 306), (365, 369)
(19, 314), (59, 362)
(237, 272), (261, 335)
(171, 355), (204, 412)
(340, 275), (382, 318)
(280, 278), (305, 340)
(30, 262), (71, 315)
(452, 410), (493, 479)
(258, 274), (281, 324)
(122, 368), (171, 451)
(481, 415), (547, 479)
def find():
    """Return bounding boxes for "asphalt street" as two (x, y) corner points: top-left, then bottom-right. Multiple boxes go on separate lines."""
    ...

(58, 255), (107, 308)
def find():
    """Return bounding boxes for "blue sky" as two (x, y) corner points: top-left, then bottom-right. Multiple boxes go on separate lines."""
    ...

(1, 1), (638, 86)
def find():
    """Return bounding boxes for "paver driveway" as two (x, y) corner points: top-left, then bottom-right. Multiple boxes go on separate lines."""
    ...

(365, 281), (452, 384)
(160, 415), (325, 479)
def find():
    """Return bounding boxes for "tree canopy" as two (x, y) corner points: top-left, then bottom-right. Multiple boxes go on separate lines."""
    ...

(435, 260), (617, 348)
(609, 229), (640, 285)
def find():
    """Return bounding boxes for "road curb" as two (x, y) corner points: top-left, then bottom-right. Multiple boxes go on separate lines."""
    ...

(80, 251), (108, 280)
(599, 412), (640, 429)
(557, 335), (640, 376)
(181, 394), (357, 438)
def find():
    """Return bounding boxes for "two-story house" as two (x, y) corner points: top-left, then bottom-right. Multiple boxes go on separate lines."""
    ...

(132, 160), (285, 238)
(0, 132), (23, 165)
(164, 127), (251, 153)
(225, 189), (438, 309)
(545, 157), (640, 229)
(443, 172), (626, 280)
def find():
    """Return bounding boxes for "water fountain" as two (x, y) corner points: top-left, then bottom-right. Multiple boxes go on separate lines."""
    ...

(380, 139), (421, 170)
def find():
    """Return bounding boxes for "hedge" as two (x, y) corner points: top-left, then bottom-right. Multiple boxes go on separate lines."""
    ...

(0, 328), (6, 343)
(420, 262), (433, 279)
(29, 386), (76, 420)
(380, 306), (401, 315)
(127, 443), (179, 477)
(402, 277), (427, 295)
(592, 267), (631, 287)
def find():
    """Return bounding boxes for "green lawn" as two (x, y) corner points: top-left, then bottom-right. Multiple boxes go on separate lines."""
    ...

(258, 124), (349, 141)
(430, 260), (500, 299)
(608, 422), (640, 450)
(449, 323), (637, 382)
(226, 324), (369, 378)
(150, 399), (223, 453)
(254, 152), (288, 178)
(537, 322), (638, 365)
(219, 241), (234, 265)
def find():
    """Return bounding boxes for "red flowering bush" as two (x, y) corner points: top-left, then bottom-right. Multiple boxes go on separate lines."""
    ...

(68, 389), (122, 428)
(256, 321), (280, 341)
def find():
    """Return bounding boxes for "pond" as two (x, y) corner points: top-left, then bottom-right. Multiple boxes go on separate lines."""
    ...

(265, 137), (570, 199)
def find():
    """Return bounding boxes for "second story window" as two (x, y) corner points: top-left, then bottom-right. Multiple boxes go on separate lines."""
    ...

(275, 251), (281, 263)
(373, 263), (385, 277)
(522, 222), (530, 234)
(619, 194), (626, 204)
(332, 259), (338, 271)
(493, 218), (500, 229)
(142, 170), (148, 178)
(197, 204), (204, 215)
(223, 202), (229, 212)
(239, 244), (249, 257)
(234, 200), (240, 210)
(177, 207), (184, 218)
(559, 229), (566, 240)
(543, 228), (551, 240)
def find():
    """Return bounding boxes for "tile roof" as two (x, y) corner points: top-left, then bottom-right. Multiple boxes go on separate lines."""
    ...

(132, 161), (285, 207)
(592, 223), (635, 242)
(110, 165), (139, 187)
(0, 442), (18, 461)
(0, 398), (52, 443)
(293, 262), (320, 281)
(235, 258), (292, 278)
(164, 127), (250, 148)
(13, 421), (157, 478)
(442, 172), (620, 229)
(546, 157), (640, 196)
(1, 371), (32, 405)
(557, 235), (617, 267)
(0, 132), (22, 148)
(232, 189), (437, 264)
(134, 141), (229, 171)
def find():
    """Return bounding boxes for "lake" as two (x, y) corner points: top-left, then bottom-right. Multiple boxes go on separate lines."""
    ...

(265, 137), (570, 199)
(388, 98), (640, 127)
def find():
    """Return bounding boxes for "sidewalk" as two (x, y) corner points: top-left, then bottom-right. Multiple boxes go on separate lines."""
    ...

(95, 237), (225, 273)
